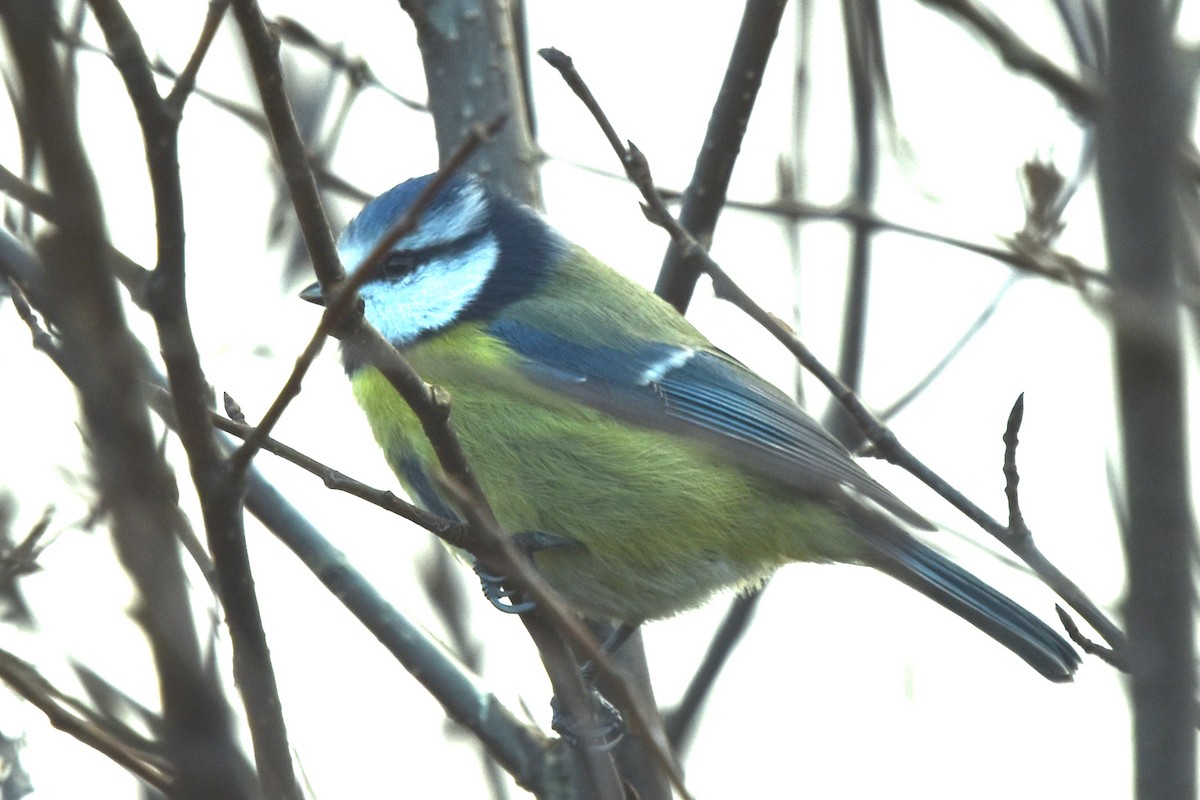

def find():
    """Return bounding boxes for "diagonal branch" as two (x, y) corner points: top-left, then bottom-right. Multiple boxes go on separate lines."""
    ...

(654, 0), (789, 310)
(0, 648), (170, 793)
(89, 0), (299, 796)
(918, 0), (1098, 116)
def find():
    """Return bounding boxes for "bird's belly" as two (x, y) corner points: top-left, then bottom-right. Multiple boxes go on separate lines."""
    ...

(532, 542), (775, 622)
(351, 363), (858, 622)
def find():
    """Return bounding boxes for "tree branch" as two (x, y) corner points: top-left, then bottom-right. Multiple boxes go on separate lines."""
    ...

(1098, 2), (1196, 795)
(918, 0), (1098, 116)
(653, 0), (789, 309)
(89, 0), (299, 795)
(0, 4), (258, 797)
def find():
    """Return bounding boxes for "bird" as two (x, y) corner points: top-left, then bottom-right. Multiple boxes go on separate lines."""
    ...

(302, 172), (1080, 683)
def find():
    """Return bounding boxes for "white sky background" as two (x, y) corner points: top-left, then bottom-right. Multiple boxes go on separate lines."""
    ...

(0, 0), (1193, 797)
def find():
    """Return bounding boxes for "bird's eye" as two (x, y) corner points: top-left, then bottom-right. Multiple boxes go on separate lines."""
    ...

(382, 251), (419, 277)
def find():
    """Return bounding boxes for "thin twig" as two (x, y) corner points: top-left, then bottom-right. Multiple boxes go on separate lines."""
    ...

(164, 0), (228, 111)
(918, 0), (1098, 117)
(878, 275), (1017, 421)
(1056, 606), (1124, 669)
(823, 0), (883, 445)
(559, 158), (1123, 301)
(665, 589), (764, 754)
(1001, 394), (1030, 536)
(3, 273), (64, 369)
(270, 15), (427, 111)
(207, 391), (465, 538)
(0, 648), (171, 792)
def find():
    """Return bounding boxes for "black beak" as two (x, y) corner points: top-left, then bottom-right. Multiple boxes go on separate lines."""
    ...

(299, 281), (325, 306)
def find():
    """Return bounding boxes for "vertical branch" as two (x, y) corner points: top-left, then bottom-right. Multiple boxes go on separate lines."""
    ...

(1097, 3), (1196, 799)
(786, 0), (815, 404)
(231, 0), (343, 292)
(509, 0), (537, 143)
(551, 5), (785, 791)
(823, 0), (881, 446)
(589, 619), (668, 800)
(88, 1), (303, 798)
(399, 0), (542, 207)
(521, 617), (625, 800)
(664, 589), (764, 754)
(397, 9), (670, 793)
(0, 4), (258, 799)
(654, 0), (789, 311)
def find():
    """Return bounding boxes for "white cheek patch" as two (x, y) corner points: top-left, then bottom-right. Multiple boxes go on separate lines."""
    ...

(359, 235), (500, 345)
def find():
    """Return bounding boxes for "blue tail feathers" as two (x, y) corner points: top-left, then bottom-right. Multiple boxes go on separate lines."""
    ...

(853, 509), (1080, 682)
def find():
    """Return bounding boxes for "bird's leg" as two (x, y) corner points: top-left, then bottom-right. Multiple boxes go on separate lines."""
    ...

(551, 622), (639, 751)
(580, 622), (638, 684)
(474, 535), (626, 749)
(473, 530), (583, 614)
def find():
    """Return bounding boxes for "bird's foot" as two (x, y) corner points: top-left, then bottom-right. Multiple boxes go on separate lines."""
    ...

(473, 530), (583, 615)
(550, 688), (625, 752)
(473, 561), (537, 614)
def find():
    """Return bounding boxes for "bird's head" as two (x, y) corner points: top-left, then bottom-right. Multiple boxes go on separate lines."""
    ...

(302, 173), (566, 347)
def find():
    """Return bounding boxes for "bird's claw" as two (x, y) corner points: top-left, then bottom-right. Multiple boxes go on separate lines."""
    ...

(473, 561), (537, 614)
(550, 690), (625, 752)
(472, 530), (584, 615)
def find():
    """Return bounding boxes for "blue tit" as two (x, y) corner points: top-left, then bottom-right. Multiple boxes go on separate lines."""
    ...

(302, 173), (1080, 682)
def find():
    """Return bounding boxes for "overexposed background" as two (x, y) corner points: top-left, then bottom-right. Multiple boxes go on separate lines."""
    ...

(0, 1), (1184, 796)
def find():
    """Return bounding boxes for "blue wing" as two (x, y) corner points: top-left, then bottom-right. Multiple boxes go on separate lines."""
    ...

(489, 318), (931, 529)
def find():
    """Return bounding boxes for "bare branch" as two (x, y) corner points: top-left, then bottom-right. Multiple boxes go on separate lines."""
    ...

(654, 0), (788, 309)
(0, 5), (258, 798)
(399, 0), (541, 206)
(164, 0), (229, 112)
(90, 0), (300, 794)
(271, 15), (427, 111)
(1098, 2), (1197, 794)
(665, 589), (764, 754)
(205, 390), (466, 538)
(0, 649), (171, 793)
(918, 0), (1098, 116)
(823, 0), (884, 445)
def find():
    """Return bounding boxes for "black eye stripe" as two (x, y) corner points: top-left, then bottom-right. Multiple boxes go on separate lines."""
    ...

(382, 227), (491, 280)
